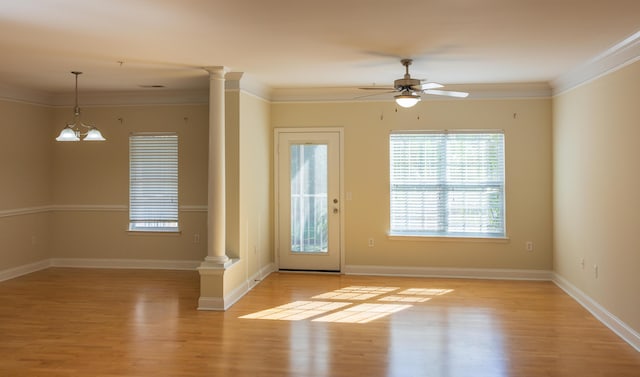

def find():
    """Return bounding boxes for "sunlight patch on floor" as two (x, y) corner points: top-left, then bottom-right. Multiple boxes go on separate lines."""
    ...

(399, 288), (454, 296)
(379, 295), (431, 303)
(239, 301), (350, 321)
(240, 285), (453, 323)
(312, 286), (399, 300)
(312, 303), (412, 323)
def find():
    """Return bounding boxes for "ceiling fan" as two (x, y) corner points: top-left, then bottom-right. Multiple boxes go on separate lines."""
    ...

(359, 58), (469, 108)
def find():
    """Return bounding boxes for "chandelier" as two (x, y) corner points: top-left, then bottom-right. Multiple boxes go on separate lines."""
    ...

(55, 71), (105, 142)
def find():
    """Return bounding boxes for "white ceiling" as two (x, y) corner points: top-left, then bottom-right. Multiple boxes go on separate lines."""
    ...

(0, 0), (638, 98)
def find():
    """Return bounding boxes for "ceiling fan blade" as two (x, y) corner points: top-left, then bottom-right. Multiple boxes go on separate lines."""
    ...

(423, 89), (469, 98)
(413, 82), (443, 91)
(358, 86), (396, 90)
(354, 90), (397, 99)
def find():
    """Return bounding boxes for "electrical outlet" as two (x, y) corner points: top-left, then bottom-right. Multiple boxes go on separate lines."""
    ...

(525, 241), (534, 252)
(368, 238), (375, 247)
(594, 264), (599, 279)
(193, 233), (200, 244)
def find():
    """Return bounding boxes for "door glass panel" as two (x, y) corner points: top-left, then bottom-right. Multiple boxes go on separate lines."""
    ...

(290, 144), (328, 253)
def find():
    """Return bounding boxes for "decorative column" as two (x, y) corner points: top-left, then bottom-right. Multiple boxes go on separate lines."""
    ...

(202, 66), (230, 267)
(198, 66), (244, 311)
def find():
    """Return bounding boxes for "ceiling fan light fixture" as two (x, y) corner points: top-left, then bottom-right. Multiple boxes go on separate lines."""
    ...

(395, 91), (421, 108)
(359, 58), (469, 104)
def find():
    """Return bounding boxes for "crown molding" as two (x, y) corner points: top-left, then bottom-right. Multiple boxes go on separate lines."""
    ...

(225, 72), (271, 101)
(552, 31), (640, 95)
(49, 89), (210, 107)
(0, 70), (271, 107)
(0, 86), (211, 107)
(0, 83), (54, 106)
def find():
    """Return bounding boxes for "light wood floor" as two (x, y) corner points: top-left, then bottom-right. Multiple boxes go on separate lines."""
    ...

(0, 268), (638, 377)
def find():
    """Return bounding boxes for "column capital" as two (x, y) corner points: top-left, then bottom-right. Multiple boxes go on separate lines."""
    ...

(203, 66), (228, 78)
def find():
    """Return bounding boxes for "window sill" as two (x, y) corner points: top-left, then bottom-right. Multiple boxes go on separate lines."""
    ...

(388, 233), (510, 243)
(127, 228), (182, 235)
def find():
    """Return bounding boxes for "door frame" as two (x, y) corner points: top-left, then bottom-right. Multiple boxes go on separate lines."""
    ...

(274, 127), (345, 272)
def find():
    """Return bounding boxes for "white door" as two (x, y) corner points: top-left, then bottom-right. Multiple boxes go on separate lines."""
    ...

(276, 129), (342, 271)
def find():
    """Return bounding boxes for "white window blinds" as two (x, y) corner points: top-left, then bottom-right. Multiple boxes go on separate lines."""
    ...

(390, 131), (505, 238)
(129, 133), (179, 231)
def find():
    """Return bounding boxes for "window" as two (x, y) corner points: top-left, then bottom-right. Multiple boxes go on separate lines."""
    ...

(390, 130), (505, 238)
(129, 133), (179, 232)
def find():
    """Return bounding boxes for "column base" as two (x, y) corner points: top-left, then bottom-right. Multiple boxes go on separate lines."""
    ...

(201, 255), (232, 268)
(197, 258), (242, 311)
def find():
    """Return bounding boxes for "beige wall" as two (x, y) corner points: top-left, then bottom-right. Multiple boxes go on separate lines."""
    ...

(272, 98), (553, 270)
(553, 60), (640, 333)
(220, 88), (273, 281)
(0, 100), (52, 270)
(0, 101), (53, 209)
(50, 103), (209, 261)
(1, 87), (273, 278)
(225, 92), (240, 259)
(238, 92), (272, 279)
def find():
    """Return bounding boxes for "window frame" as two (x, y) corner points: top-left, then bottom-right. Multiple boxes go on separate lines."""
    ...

(128, 132), (180, 233)
(389, 130), (506, 239)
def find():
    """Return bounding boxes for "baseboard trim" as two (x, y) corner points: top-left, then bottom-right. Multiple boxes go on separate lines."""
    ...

(552, 273), (640, 352)
(2, 258), (276, 280)
(0, 259), (52, 282)
(252, 262), (278, 285)
(343, 264), (553, 280)
(222, 279), (252, 311)
(50, 258), (201, 271)
(197, 296), (225, 311)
